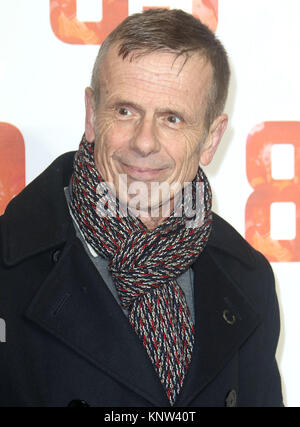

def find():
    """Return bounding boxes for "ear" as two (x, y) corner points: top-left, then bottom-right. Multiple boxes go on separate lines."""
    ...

(85, 87), (96, 142)
(199, 114), (228, 166)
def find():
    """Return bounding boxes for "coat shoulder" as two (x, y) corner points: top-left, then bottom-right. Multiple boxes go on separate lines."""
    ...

(0, 151), (76, 267)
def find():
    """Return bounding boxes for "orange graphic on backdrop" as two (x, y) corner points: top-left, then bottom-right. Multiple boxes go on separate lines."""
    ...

(50, 0), (218, 45)
(0, 123), (25, 215)
(193, 0), (218, 32)
(50, 0), (128, 45)
(245, 122), (300, 262)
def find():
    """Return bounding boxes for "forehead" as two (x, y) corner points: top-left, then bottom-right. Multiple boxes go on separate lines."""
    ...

(99, 45), (213, 117)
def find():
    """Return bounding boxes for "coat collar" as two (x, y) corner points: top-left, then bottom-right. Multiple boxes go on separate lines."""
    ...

(1, 151), (256, 270)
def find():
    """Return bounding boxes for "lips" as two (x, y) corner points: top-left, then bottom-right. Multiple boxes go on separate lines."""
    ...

(121, 162), (166, 180)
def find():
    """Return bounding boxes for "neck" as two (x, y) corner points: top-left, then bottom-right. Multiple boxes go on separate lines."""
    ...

(138, 215), (166, 230)
(132, 198), (176, 230)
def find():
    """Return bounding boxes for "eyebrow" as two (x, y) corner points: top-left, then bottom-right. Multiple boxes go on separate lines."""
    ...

(109, 98), (192, 122)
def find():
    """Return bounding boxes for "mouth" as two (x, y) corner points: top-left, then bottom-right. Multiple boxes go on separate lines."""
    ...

(120, 162), (167, 180)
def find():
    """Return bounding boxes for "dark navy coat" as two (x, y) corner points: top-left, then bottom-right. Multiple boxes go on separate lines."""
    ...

(0, 152), (283, 407)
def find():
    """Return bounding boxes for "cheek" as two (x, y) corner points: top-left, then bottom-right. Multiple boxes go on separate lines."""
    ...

(95, 115), (131, 158)
(166, 130), (201, 165)
(184, 128), (203, 153)
(168, 131), (202, 182)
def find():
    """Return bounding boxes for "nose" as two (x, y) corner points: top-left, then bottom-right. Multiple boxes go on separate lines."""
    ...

(130, 118), (160, 157)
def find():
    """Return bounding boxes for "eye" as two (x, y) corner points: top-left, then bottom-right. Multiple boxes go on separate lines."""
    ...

(166, 115), (181, 125)
(116, 107), (132, 117)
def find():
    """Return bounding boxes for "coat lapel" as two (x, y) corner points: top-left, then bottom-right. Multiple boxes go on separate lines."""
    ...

(25, 236), (169, 407)
(175, 247), (261, 406)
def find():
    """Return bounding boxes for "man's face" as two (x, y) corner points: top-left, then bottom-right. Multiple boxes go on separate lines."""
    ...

(85, 45), (227, 213)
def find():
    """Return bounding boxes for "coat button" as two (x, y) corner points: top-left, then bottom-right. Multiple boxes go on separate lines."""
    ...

(68, 399), (90, 407)
(225, 389), (237, 407)
(52, 249), (62, 263)
(223, 309), (236, 325)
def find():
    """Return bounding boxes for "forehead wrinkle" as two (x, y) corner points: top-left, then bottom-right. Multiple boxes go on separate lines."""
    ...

(102, 51), (191, 89)
(111, 70), (185, 95)
(102, 74), (194, 117)
(100, 72), (180, 108)
(100, 45), (211, 86)
(111, 64), (196, 103)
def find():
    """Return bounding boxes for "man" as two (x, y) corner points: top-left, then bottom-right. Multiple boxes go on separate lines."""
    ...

(0, 9), (283, 407)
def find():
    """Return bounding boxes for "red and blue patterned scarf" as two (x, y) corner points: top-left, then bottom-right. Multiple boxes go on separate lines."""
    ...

(70, 134), (212, 405)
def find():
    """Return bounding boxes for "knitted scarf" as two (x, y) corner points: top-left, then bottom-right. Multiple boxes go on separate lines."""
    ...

(70, 135), (212, 405)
